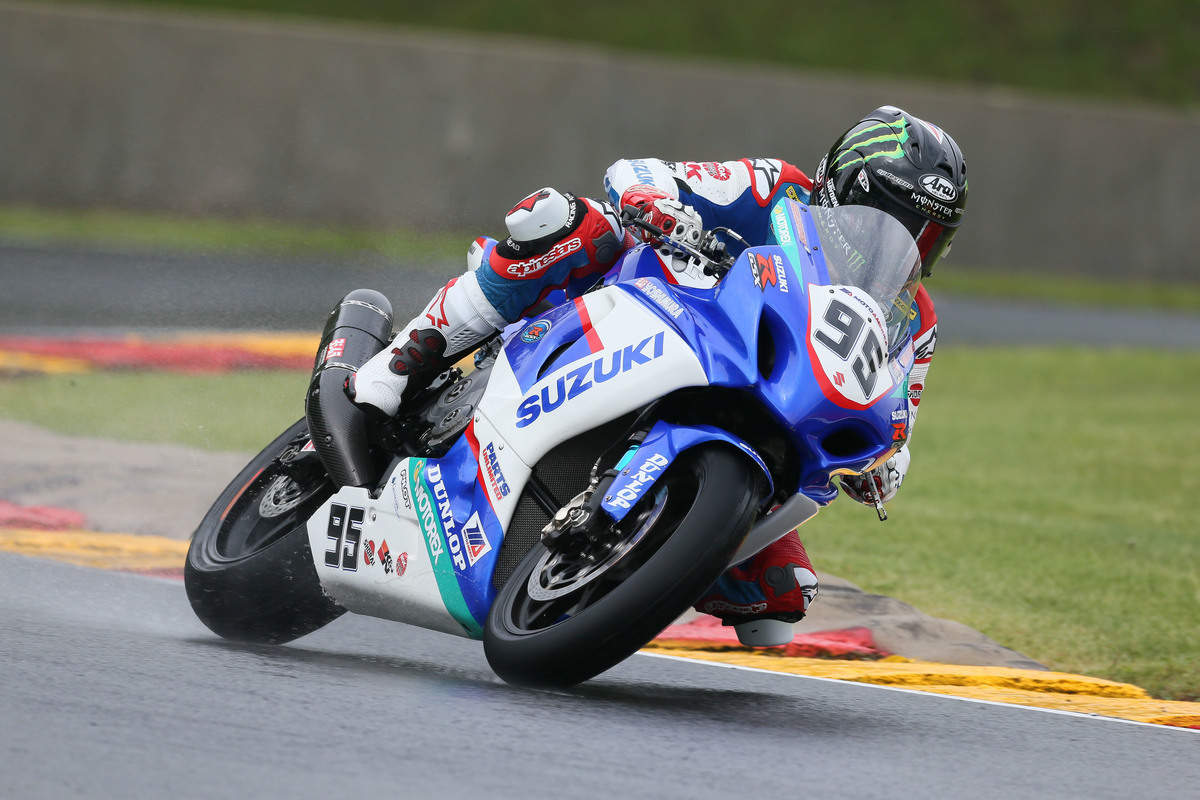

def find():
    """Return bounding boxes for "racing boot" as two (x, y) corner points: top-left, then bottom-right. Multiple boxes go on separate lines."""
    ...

(349, 268), (507, 417)
(693, 529), (819, 647)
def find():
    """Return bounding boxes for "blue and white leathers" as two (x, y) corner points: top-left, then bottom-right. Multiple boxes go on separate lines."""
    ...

(307, 198), (915, 640)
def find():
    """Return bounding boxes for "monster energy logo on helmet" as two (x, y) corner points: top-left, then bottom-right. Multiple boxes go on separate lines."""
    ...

(815, 106), (967, 227)
(833, 118), (911, 171)
(813, 106), (968, 279)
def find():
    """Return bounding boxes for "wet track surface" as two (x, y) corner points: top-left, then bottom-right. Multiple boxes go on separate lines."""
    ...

(4, 553), (1197, 800)
(3, 242), (1199, 797)
(3, 241), (1200, 348)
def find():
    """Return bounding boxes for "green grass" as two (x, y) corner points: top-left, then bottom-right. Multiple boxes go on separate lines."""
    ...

(0, 371), (310, 452)
(931, 271), (1200, 314)
(803, 346), (1200, 701)
(0, 205), (463, 264)
(45, 0), (1200, 109)
(1, 346), (1198, 700)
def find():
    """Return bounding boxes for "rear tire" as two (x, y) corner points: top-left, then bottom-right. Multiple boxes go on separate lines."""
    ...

(185, 419), (344, 644)
(483, 444), (763, 687)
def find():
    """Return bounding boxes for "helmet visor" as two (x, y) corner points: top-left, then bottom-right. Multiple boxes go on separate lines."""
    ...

(840, 179), (955, 277)
(811, 204), (922, 350)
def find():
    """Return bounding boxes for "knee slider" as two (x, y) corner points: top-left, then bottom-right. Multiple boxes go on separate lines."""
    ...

(505, 187), (574, 244)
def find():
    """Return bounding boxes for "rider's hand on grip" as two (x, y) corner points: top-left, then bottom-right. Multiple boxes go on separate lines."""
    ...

(840, 446), (910, 505)
(619, 185), (699, 244)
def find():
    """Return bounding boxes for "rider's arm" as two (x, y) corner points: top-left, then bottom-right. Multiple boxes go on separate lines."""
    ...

(906, 284), (938, 437)
(606, 158), (812, 243)
(471, 191), (631, 322)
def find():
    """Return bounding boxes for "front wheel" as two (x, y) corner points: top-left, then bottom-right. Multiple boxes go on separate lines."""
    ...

(185, 419), (344, 644)
(484, 444), (764, 687)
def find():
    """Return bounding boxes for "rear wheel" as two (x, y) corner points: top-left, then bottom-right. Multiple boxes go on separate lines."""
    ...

(185, 419), (344, 644)
(483, 444), (763, 687)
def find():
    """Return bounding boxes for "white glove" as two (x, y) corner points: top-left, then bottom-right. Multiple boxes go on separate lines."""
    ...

(619, 185), (702, 246)
(841, 445), (910, 505)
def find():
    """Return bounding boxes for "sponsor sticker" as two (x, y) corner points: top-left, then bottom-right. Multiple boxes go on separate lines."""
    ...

(877, 169), (914, 191)
(377, 539), (394, 574)
(516, 332), (666, 428)
(390, 470), (413, 518)
(701, 599), (768, 616)
(461, 512), (492, 567)
(324, 338), (346, 361)
(703, 161), (732, 180)
(771, 204), (793, 246)
(633, 278), (684, 319)
(910, 190), (960, 221)
(482, 442), (511, 500)
(610, 452), (670, 510)
(410, 461), (445, 566)
(920, 173), (958, 202)
(750, 253), (788, 293)
(506, 237), (582, 278)
(521, 319), (551, 343)
(428, 462), (466, 571)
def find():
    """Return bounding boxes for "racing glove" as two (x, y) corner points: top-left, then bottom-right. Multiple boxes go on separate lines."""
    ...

(619, 185), (702, 244)
(840, 445), (910, 505)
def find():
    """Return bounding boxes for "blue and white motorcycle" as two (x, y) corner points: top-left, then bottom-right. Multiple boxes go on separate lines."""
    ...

(185, 198), (921, 687)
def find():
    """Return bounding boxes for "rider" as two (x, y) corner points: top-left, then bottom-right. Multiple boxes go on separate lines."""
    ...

(350, 106), (968, 643)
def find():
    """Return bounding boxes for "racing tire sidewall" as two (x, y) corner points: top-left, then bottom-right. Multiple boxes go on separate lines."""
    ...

(184, 418), (344, 645)
(483, 444), (763, 688)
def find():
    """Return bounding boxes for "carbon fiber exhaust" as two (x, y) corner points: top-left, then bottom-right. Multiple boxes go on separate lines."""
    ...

(304, 289), (393, 488)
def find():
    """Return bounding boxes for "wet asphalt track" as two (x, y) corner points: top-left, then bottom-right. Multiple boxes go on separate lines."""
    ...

(2, 243), (1199, 798)
(3, 553), (1197, 800)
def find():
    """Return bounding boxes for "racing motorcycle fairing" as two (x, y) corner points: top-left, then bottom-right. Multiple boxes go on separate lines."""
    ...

(476, 290), (711, 470)
(306, 198), (921, 642)
(310, 463), (484, 638)
(309, 288), (713, 639)
(600, 420), (775, 522)
(609, 199), (914, 502)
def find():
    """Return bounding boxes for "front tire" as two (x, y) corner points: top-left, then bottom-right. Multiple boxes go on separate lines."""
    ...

(185, 419), (344, 644)
(484, 444), (763, 687)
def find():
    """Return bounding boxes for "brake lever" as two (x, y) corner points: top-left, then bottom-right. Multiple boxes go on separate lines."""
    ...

(621, 204), (722, 272)
(862, 466), (889, 522)
(620, 204), (663, 238)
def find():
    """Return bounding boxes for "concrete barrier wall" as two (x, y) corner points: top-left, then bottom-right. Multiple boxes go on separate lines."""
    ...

(2, 1), (1198, 282)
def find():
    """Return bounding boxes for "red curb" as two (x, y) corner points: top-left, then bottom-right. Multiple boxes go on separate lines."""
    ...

(0, 499), (87, 530)
(655, 616), (891, 659)
(0, 335), (312, 373)
(124, 567), (185, 581)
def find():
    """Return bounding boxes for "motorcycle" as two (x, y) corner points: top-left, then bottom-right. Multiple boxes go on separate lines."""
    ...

(184, 197), (921, 687)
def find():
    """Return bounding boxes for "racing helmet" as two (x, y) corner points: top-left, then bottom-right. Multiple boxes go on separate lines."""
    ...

(811, 106), (967, 278)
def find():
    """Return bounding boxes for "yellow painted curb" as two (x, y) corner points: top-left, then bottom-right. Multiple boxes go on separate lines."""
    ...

(0, 332), (473, 374)
(0, 331), (319, 375)
(0, 351), (94, 374)
(0, 528), (189, 572)
(166, 331), (318, 359)
(641, 643), (1200, 730)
